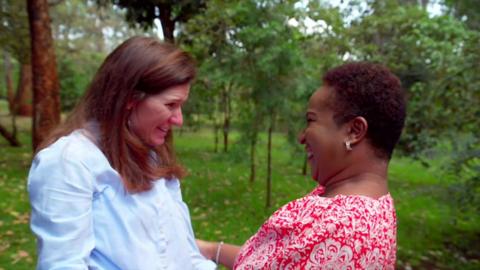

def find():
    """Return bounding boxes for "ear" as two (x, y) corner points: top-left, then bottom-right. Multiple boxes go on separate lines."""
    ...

(346, 116), (368, 146)
(126, 100), (135, 110)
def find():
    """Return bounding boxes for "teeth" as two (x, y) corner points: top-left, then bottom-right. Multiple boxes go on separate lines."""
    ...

(305, 145), (314, 159)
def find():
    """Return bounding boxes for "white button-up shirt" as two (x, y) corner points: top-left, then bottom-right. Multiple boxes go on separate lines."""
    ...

(28, 129), (216, 270)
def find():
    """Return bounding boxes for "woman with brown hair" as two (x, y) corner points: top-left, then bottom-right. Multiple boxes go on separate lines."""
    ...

(198, 62), (406, 269)
(28, 37), (216, 269)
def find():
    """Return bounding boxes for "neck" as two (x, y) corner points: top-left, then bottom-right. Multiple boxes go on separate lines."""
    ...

(322, 160), (389, 199)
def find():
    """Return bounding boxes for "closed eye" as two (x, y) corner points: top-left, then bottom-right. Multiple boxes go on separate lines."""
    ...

(166, 103), (177, 109)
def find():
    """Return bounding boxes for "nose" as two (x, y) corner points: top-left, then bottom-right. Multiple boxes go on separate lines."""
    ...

(298, 130), (306, 145)
(169, 107), (183, 126)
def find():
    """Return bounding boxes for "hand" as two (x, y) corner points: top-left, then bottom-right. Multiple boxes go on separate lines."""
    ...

(196, 239), (217, 260)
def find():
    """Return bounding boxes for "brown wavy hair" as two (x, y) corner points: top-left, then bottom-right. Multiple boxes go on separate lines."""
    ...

(38, 36), (196, 192)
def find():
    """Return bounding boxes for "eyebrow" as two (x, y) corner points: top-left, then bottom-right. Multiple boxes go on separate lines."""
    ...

(167, 97), (187, 103)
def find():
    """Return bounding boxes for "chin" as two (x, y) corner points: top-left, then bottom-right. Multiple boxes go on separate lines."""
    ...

(149, 138), (165, 147)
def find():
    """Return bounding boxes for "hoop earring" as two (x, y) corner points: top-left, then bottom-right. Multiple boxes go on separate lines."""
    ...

(345, 141), (352, 151)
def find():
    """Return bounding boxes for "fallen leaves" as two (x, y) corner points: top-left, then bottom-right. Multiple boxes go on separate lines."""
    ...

(12, 212), (30, 225)
(11, 249), (32, 264)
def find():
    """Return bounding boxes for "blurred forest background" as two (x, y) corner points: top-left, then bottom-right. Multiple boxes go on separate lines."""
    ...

(0, 0), (479, 269)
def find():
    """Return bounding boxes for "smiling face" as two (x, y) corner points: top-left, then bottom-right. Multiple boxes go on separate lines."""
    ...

(299, 86), (348, 184)
(128, 83), (190, 147)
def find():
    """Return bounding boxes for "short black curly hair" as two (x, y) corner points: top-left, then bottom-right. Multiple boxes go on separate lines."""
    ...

(323, 62), (406, 159)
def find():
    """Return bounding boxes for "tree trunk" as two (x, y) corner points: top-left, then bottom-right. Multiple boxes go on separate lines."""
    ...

(94, 18), (105, 53)
(10, 108), (18, 145)
(222, 84), (231, 153)
(213, 96), (221, 153)
(0, 123), (20, 146)
(27, 0), (61, 151)
(223, 118), (229, 152)
(14, 63), (33, 116)
(3, 51), (15, 114)
(159, 3), (175, 43)
(3, 51), (19, 145)
(266, 121), (273, 208)
(214, 121), (219, 153)
(249, 134), (257, 183)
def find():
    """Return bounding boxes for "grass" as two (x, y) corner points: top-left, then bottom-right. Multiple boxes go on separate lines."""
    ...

(0, 108), (478, 269)
(0, 116), (36, 269)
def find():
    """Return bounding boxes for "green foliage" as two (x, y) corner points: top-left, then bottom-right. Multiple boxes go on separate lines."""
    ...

(183, 0), (308, 143)
(342, 0), (480, 228)
(181, 0), (480, 213)
(448, 135), (480, 215)
(57, 52), (104, 111)
(49, 0), (151, 112)
(444, 0), (480, 29)
(0, 0), (30, 63)
(0, 113), (36, 269)
(96, 0), (206, 30)
(348, 1), (480, 156)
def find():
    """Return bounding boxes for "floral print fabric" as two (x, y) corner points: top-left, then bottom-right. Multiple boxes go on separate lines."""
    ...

(234, 186), (396, 269)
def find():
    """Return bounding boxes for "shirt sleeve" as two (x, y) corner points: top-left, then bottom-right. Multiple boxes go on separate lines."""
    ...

(166, 179), (217, 270)
(28, 151), (95, 270)
(183, 202), (217, 270)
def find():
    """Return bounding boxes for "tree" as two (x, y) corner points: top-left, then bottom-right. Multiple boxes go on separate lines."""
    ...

(345, 3), (480, 248)
(0, 0), (32, 146)
(184, 0), (306, 207)
(49, 0), (150, 111)
(27, 0), (61, 151)
(97, 0), (206, 43)
(0, 123), (20, 146)
(181, 0), (243, 153)
(445, 0), (480, 30)
(348, 1), (479, 155)
(2, 51), (14, 111)
(0, 0), (33, 116)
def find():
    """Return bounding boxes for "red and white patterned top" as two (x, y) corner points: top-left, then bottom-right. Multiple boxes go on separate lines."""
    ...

(234, 185), (397, 269)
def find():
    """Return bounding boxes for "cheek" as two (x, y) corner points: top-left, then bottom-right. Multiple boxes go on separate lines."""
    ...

(131, 106), (171, 136)
(157, 109), (172, 125)
(307, 130), (325, 151)
(138, 103), (170, 124)
(309, 130), (339, 159)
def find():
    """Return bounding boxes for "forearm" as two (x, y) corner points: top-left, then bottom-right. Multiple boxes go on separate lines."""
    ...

(196, 239), (241, 269)
(216, 242), (241, 269)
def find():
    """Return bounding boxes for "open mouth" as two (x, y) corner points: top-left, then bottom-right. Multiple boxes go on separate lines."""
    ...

(305, 146), (314, 160)
(157, 127), (169, 133)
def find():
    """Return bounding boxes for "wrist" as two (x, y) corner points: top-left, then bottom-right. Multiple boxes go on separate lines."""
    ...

(207, 241), (218, 260)
(214, 241), (224, 264)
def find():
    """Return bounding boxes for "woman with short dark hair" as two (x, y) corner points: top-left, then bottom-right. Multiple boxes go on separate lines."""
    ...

(198, 62), (406, 269)
(28, 36), (216, 269)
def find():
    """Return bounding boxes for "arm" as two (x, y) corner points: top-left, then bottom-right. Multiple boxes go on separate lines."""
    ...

(167, 179), (217, 270)
(28, 153), (95, 269)
(196, 239), (242, 269)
